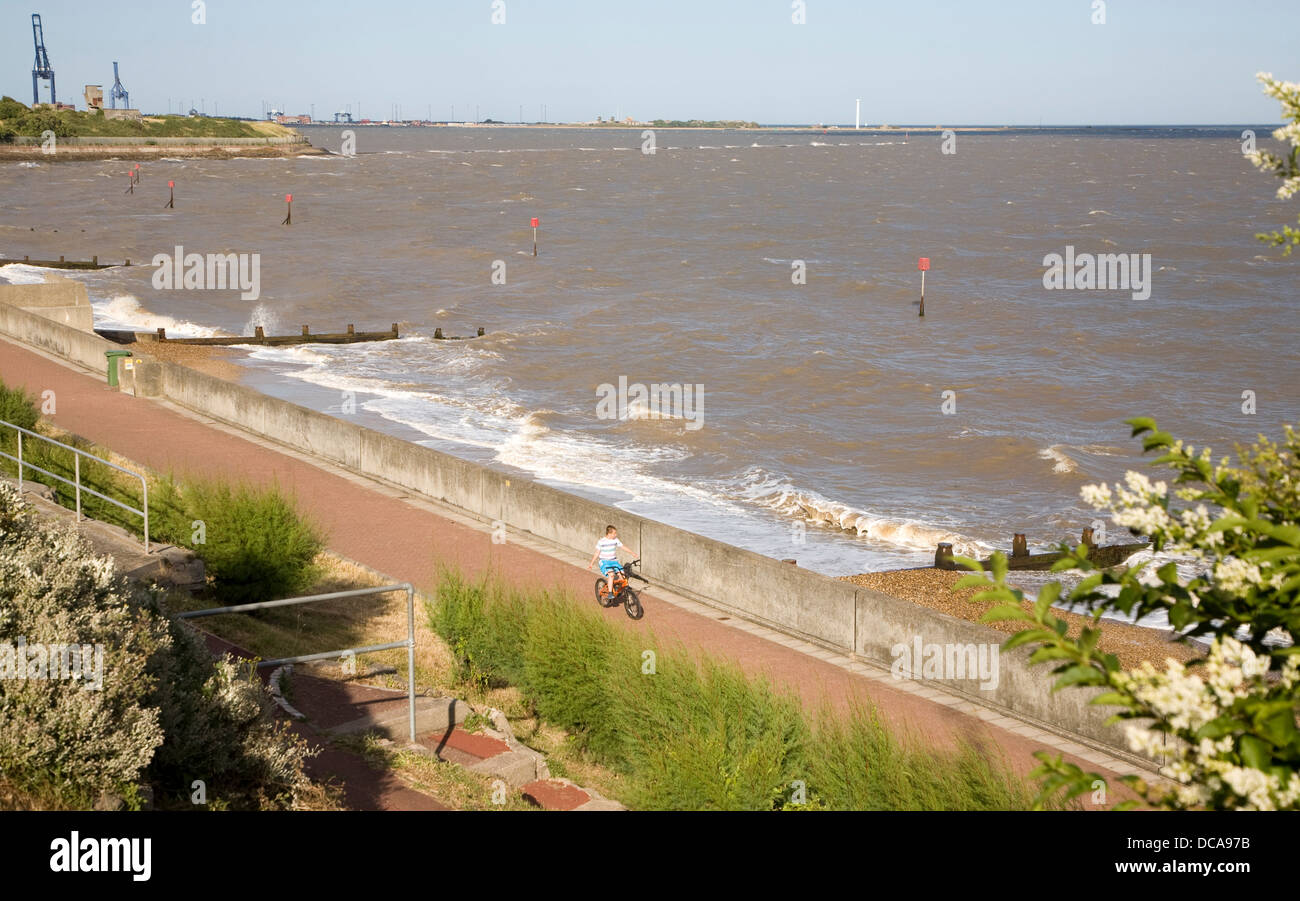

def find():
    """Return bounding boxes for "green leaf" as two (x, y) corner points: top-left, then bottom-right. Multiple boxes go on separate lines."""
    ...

(991, 551), (1008, 584)
(1126, 417), (1158, 436)
(1052, 664), (1104, 690)
(980, 604), (1034, 624)
(1239, 735), (1272, 770)
(1034, 582), (1061, 620)
(1089, 691), (1134, 708)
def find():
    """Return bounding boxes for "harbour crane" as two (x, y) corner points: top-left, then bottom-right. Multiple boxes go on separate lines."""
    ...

(31, 14), (56, 106)
(110, 61), (129, 109)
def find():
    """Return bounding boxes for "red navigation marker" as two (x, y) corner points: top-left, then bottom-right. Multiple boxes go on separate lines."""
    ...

(168, 180), (174, 188)
(917, 257), (930, 317)
(531, 217), (539, 256)
(530, 217), (539, 228)
(282, 194), (293, 226)
(286, 194), (293, 203)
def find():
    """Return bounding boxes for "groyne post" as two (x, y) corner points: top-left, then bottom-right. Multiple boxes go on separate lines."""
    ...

(1012, 533), (1028, 557)
(934, 542), (955, 569)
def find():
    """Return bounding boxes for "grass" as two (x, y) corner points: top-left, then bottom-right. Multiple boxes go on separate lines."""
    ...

(428, 570), (1045, 811)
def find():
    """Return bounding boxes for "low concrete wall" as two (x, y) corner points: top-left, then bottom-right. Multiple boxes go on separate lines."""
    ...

(0, 296), (118, 374)
(0, 339), (1140, 760)
(0, 278), (94, 332)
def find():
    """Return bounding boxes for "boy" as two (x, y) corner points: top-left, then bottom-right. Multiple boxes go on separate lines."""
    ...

(587, 524), (637, 598)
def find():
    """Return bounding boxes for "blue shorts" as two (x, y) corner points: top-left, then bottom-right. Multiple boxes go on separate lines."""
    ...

(599, 559), (623, 578)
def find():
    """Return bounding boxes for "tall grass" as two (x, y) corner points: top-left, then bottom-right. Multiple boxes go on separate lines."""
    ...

(428, 570), (1040, 811)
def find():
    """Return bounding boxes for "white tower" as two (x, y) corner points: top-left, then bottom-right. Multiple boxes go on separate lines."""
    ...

(855, 99), (861, 130)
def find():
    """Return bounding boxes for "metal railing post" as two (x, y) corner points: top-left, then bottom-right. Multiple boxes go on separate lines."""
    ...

(74, 453), (81, 521)
(142, 479), (149, 554)
(16, 430), (22, 490)
(407, 585), (416, 743)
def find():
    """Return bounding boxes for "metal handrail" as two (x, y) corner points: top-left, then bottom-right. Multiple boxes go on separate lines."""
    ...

(0, 418), (150, 553)
(178, 584), (418, 742)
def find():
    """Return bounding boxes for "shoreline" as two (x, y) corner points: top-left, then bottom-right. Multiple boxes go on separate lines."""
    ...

(0, 143), (328, 163)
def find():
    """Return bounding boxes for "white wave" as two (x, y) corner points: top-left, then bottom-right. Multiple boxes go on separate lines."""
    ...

(243, 303), (279, 335)
(0, 264), (49, 285)
(734, 468), (989, 557)
(17, 161), (41, 168)
(91, 294), (226, 338)
(1039, 445), (1078, 474)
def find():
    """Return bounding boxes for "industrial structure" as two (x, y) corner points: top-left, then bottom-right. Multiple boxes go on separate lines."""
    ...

(31, 13), (56, 106)
(109, 62), (129, 109)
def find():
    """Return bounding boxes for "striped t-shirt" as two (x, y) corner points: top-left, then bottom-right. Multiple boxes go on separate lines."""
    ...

(596, 536), (623, 561)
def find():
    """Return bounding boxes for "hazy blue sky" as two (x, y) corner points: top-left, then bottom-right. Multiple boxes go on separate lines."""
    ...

(5, 0), (1296, 124)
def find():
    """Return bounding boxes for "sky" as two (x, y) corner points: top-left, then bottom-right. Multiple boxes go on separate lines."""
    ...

(3, 0), (1296, 125)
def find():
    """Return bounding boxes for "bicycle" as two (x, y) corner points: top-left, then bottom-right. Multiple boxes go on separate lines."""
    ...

(595, 557), (646, 620)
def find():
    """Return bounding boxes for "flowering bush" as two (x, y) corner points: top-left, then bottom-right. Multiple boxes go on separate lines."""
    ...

(1249, 72), (1300, 255)
(0, 483), (317, 809)
(955, 420), (1300, 810)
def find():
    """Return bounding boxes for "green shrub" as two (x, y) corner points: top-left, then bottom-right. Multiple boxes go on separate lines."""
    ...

(155, 478), (323, 605)
(428, 570), (528, 688)
(0, 484), (317, 809)
(0, 379), (38, 444)
(521, 590), (630, 762)
(0, 96), (26, 121)
(144, 606), (317, 809)
(0, 482), (168, 807)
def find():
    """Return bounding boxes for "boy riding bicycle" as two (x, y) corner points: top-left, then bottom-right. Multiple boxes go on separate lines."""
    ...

(587, 524), (637, 598)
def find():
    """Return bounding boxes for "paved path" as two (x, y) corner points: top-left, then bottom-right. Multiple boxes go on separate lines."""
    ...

(0, 337), (1152, 796)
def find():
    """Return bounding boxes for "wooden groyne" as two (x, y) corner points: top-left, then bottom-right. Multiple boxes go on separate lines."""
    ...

(149, 324), (400, 346)
(0, 255), (131, 270)
(934, 529), (1148, 572)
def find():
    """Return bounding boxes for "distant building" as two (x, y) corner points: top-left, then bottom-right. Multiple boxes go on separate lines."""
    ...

(84, 85), (104, 110)
(275, 114), (311, 125)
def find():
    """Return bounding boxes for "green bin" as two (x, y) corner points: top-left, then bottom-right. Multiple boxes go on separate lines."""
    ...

(105, 350), (132, 387)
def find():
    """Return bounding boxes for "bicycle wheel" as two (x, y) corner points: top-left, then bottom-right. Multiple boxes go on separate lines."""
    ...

(624, 589), (644, 620)
(595, 577), (616, 607)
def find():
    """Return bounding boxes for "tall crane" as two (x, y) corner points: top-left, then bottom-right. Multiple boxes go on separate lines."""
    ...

(110, 62), (129, 109)
(31, 14), (56, 106)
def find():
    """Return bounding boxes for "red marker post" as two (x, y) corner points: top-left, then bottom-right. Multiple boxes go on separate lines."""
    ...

(133, 163), (141, 184)
(917, 257), (930, 317)
(165, 180), (175, 209)
(282, 193), (293, 226)
(125, 171), (134, 195)
(531, 217), (539, 256)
